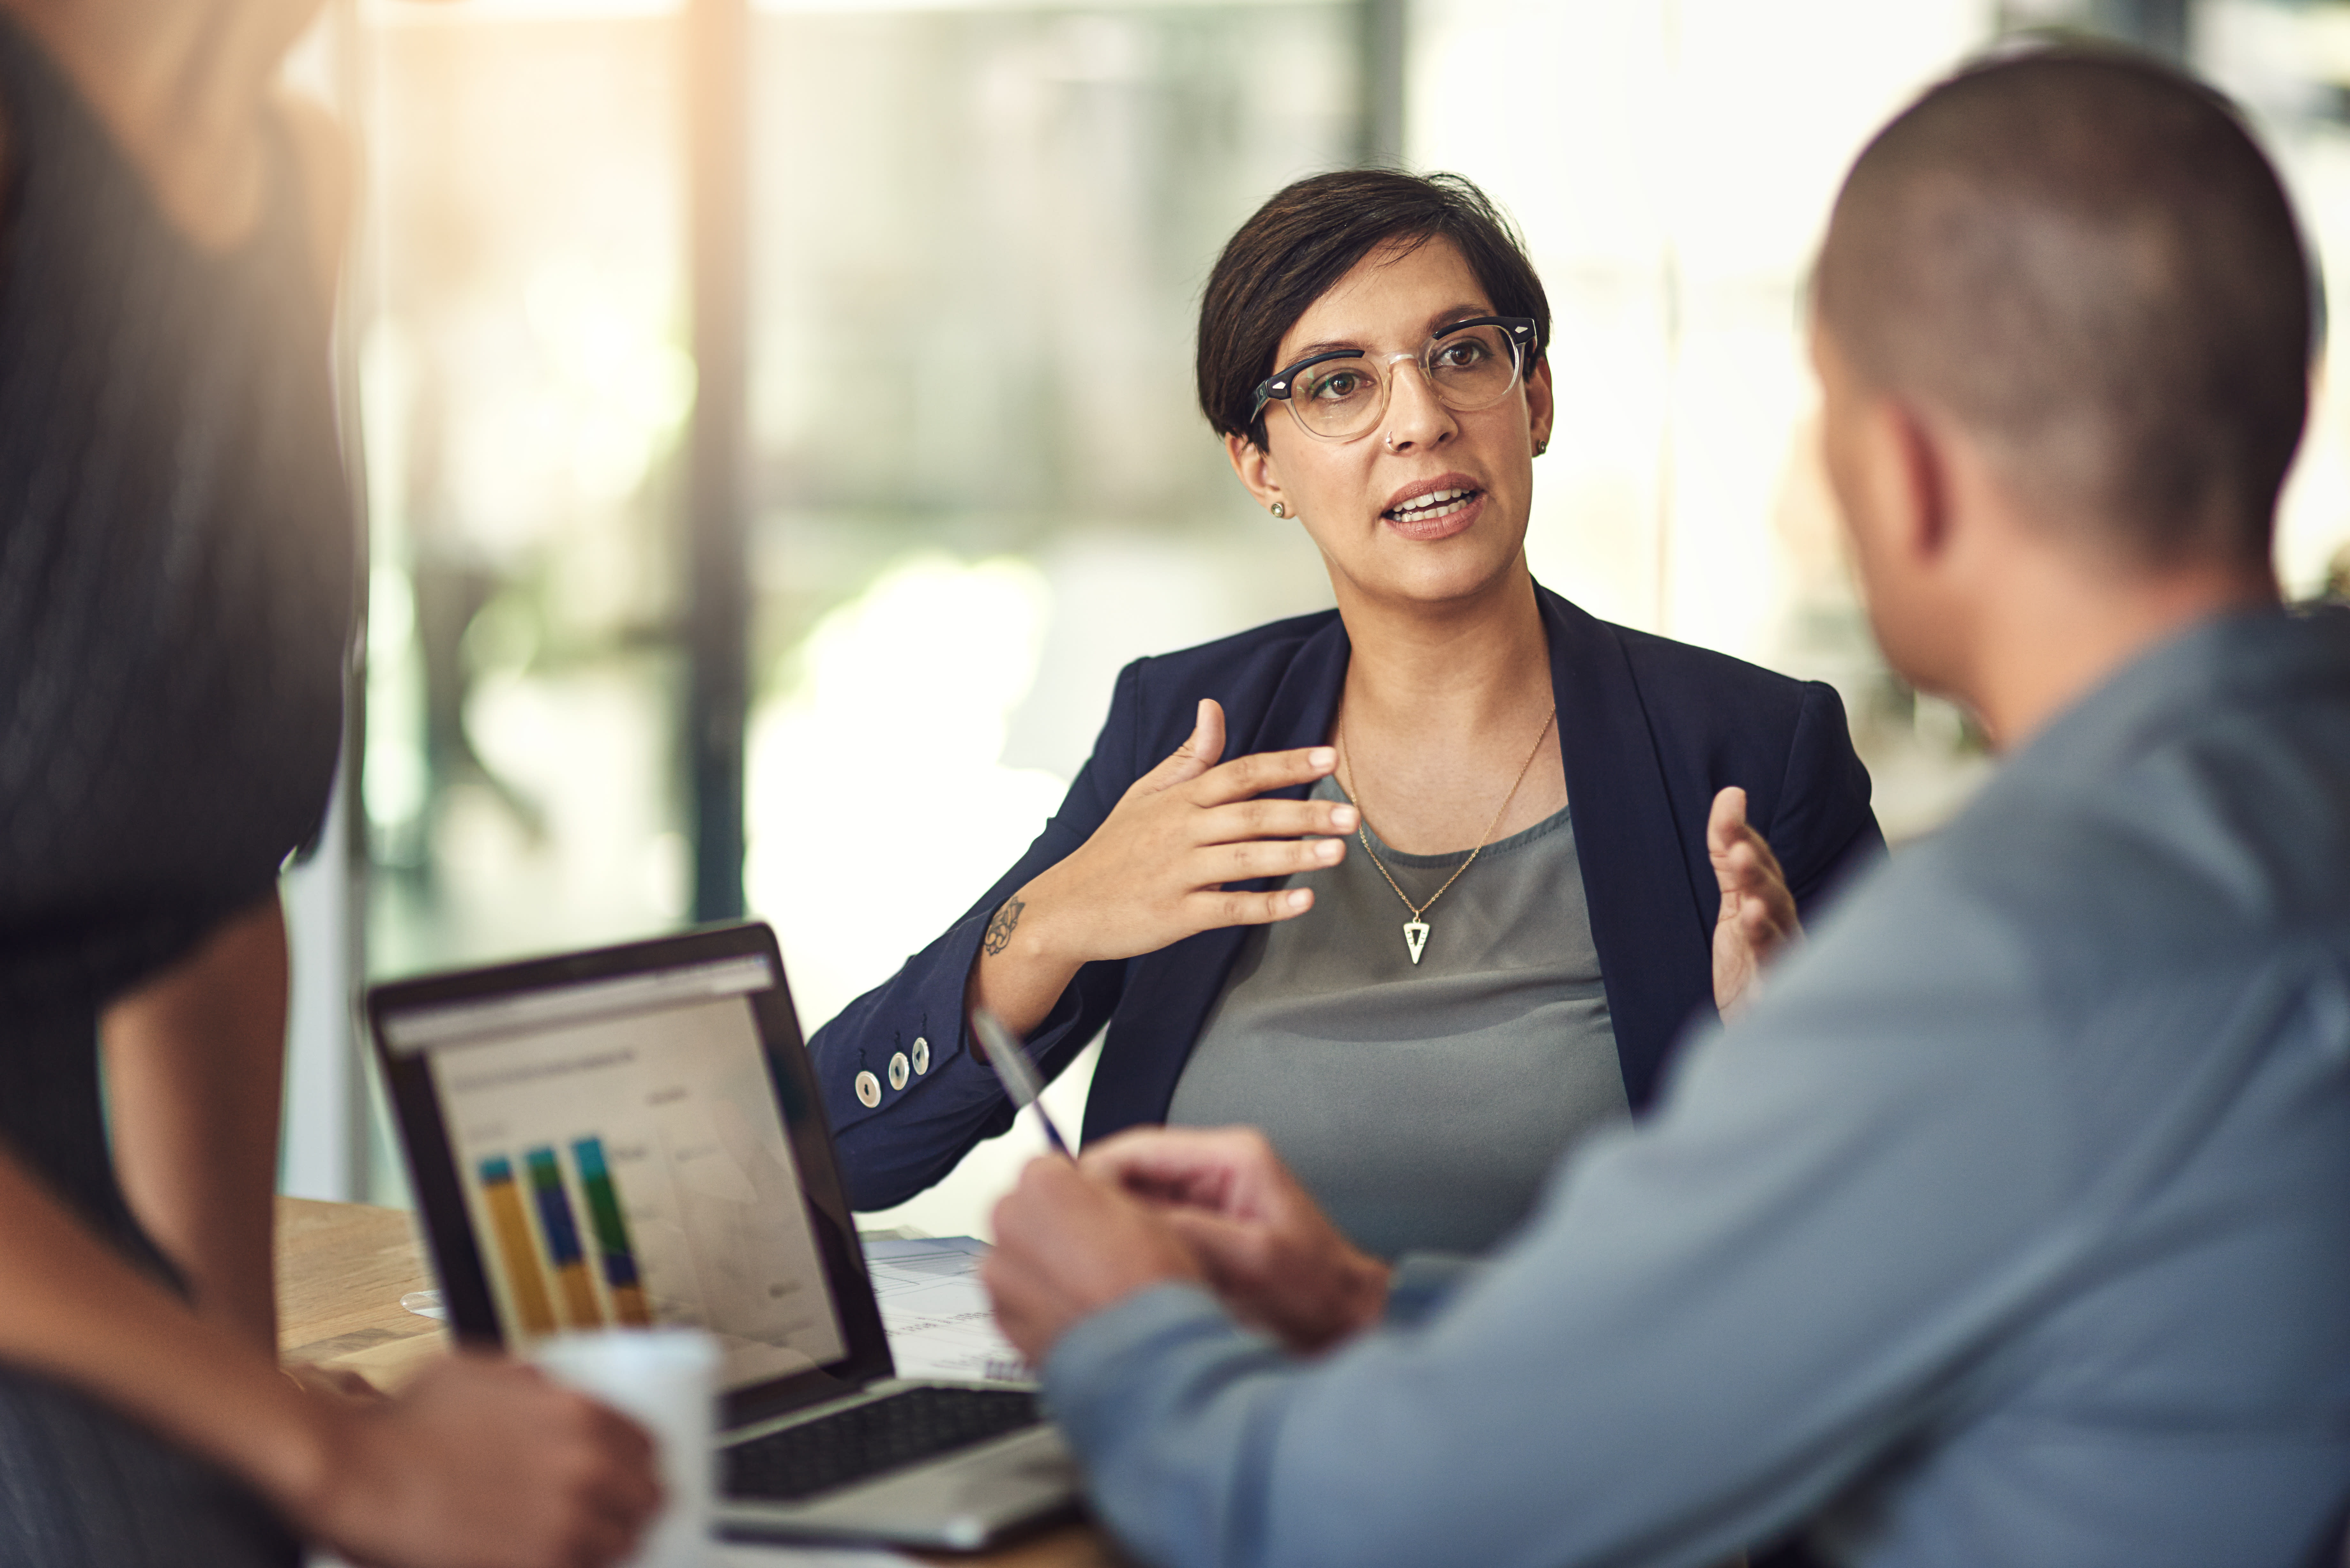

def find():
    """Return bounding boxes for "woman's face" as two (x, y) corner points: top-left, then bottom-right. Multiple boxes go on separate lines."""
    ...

(1229, 236), (1553, 614)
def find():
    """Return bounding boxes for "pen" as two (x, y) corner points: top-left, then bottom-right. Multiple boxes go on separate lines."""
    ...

(971, 1007), (1073, 1157)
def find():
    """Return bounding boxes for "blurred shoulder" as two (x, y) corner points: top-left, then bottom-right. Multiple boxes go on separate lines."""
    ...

(1612, 621), (1817, 709)
(1117, 607), (1343, 712)
(1906, 702), (2350, 996)
(271, 88), (350, 294)
(1537, 585), (1838, 747)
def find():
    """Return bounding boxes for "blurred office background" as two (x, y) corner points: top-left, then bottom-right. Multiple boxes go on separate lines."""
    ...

(280, 0), (2350, 1232)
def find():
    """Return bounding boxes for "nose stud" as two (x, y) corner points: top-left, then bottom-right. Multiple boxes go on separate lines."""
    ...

(1383, 431), (1397, 451)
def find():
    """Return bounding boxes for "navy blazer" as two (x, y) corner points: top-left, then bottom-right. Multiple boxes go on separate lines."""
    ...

(810, 584), (1885, 1210)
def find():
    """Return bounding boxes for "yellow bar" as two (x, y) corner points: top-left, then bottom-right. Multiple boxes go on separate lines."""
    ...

(481, 1165), (557, 1336)
(609, 1281), (653, 1328)
(554, 1258), (603, 1329)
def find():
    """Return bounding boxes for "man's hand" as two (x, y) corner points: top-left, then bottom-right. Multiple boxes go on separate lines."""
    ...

(1083, 1127), (1390, 1355)
(984, 1157), (1205, 1363)
(291, 1354), (662, 1568)
(1709, 787), (1801, 1018)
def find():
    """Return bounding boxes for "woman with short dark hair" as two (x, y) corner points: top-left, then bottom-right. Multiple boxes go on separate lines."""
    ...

(811, 169), (1883, 1258)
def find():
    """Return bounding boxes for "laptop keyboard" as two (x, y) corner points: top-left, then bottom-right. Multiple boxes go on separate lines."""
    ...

(724, 1386), (1043, 1504)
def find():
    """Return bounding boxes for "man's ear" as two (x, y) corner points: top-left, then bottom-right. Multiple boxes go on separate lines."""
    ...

(1885, 397), (1957, 568)
(1226, 432), (1290, 516)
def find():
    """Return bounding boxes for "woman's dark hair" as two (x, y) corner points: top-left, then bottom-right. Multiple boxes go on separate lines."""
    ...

(1196, 169), (1551, 449)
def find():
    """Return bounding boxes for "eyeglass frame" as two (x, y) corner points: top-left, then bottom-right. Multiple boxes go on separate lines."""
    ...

(1249, 315), (1541, 442)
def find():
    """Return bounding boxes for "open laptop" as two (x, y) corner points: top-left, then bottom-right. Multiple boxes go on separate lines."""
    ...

(368, 920), (1080, 1552)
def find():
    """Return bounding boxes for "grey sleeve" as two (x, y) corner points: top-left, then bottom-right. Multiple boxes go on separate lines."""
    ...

(1382, 1253), (1479, 1327)
(1042, 856), (2086, 1568)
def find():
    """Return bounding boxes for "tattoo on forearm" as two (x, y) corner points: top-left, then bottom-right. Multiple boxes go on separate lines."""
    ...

(983, 898), (1025, 956)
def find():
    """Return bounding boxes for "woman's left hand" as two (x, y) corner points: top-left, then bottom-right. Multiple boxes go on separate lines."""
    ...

(1709, 787), (1800, 1018)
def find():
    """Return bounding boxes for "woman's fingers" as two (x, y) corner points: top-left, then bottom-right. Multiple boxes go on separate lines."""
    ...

(1709, 786), (1794, 920)
(1189, 743), (1338, 807)
(1706, 787), (1744, 867)
(1133, 698), (1230, 796)
(1202, 886), (1316, 927)
(1199, 833), (1346, 884)
(1737, 883), (1795, 945)
(1201, 794), (1357, 844)
(1194, 804), (1363, 851)
(1719, 839), (1790, 906)
(1709, 786), (1803, 1019)
(1032, 722), (1352, 969)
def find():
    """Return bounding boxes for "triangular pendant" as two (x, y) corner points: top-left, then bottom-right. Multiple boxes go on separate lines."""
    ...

(1403, 919), (1429, 965)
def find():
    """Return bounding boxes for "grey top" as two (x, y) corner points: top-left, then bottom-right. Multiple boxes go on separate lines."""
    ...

(1167, 776), (1627, 1258)
(1045, 607), (2350, 1568)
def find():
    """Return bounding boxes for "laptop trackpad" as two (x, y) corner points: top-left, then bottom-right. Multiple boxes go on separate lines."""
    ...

(722, 1426), (1079, 1552)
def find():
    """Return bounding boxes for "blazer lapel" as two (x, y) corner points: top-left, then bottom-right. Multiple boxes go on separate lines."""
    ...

(1542, 586), (1717, 1110)
(1080, 617), (1353, 1142)
(1087, 594), (1717, 1136)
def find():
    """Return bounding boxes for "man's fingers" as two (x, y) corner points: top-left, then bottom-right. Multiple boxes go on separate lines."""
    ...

(1190, 744), (1339, 807)
(979, 1239), (1043, 1312)
(1156, 1208), (1277, 1291)
(1080, 1126), (1275, 1212)
(1158, 1205), (1262, 1262)
(979, 1247), (1056, 1363)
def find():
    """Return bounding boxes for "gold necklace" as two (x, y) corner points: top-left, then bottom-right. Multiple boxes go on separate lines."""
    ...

(1334, 707), (1558, 966)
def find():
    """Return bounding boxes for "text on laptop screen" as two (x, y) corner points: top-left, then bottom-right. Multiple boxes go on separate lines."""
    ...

(385, 956), (848, 1390)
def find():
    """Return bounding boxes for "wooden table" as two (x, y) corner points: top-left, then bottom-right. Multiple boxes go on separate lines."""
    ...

(274, 1196), (1124, 1568)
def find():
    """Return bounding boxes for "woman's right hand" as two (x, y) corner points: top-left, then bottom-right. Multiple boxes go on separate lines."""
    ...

(970, 698), (1357, 1037)
(290, 1353), (662, 1568)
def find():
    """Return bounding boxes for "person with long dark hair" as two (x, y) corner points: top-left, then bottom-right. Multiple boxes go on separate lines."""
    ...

(0, 4), (657, 1563)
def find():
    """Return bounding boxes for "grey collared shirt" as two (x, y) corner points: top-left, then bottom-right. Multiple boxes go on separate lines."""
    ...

(1043, 607), (2350, 1568)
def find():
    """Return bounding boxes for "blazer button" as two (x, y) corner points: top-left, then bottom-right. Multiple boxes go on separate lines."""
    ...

(888, 1052), (911, 1092)
(911, 1037), (930, 1075)
(854, 1070), (881, 1108)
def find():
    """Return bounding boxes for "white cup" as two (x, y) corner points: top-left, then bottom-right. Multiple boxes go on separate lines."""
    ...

(534, 1328), (721, 1568)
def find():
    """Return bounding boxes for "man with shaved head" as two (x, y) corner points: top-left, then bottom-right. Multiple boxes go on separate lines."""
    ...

(978, 48), (2350, 1568)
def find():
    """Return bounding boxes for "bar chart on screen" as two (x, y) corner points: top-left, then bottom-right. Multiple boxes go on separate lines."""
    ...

(526, 1146), (605, 1328)
(573, 1135), (655, 1326)
(477, 1154), (560, 1334)
(433, 994), (849, 1384)
(472, 1137), (662, 1333)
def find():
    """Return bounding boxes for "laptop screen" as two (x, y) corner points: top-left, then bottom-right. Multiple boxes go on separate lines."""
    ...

(380, 948), (850, 1394)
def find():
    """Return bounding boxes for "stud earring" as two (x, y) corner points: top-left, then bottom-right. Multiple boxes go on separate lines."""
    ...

(1534, 439), (1549, 457)
(1270, 501), (1286, 518)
